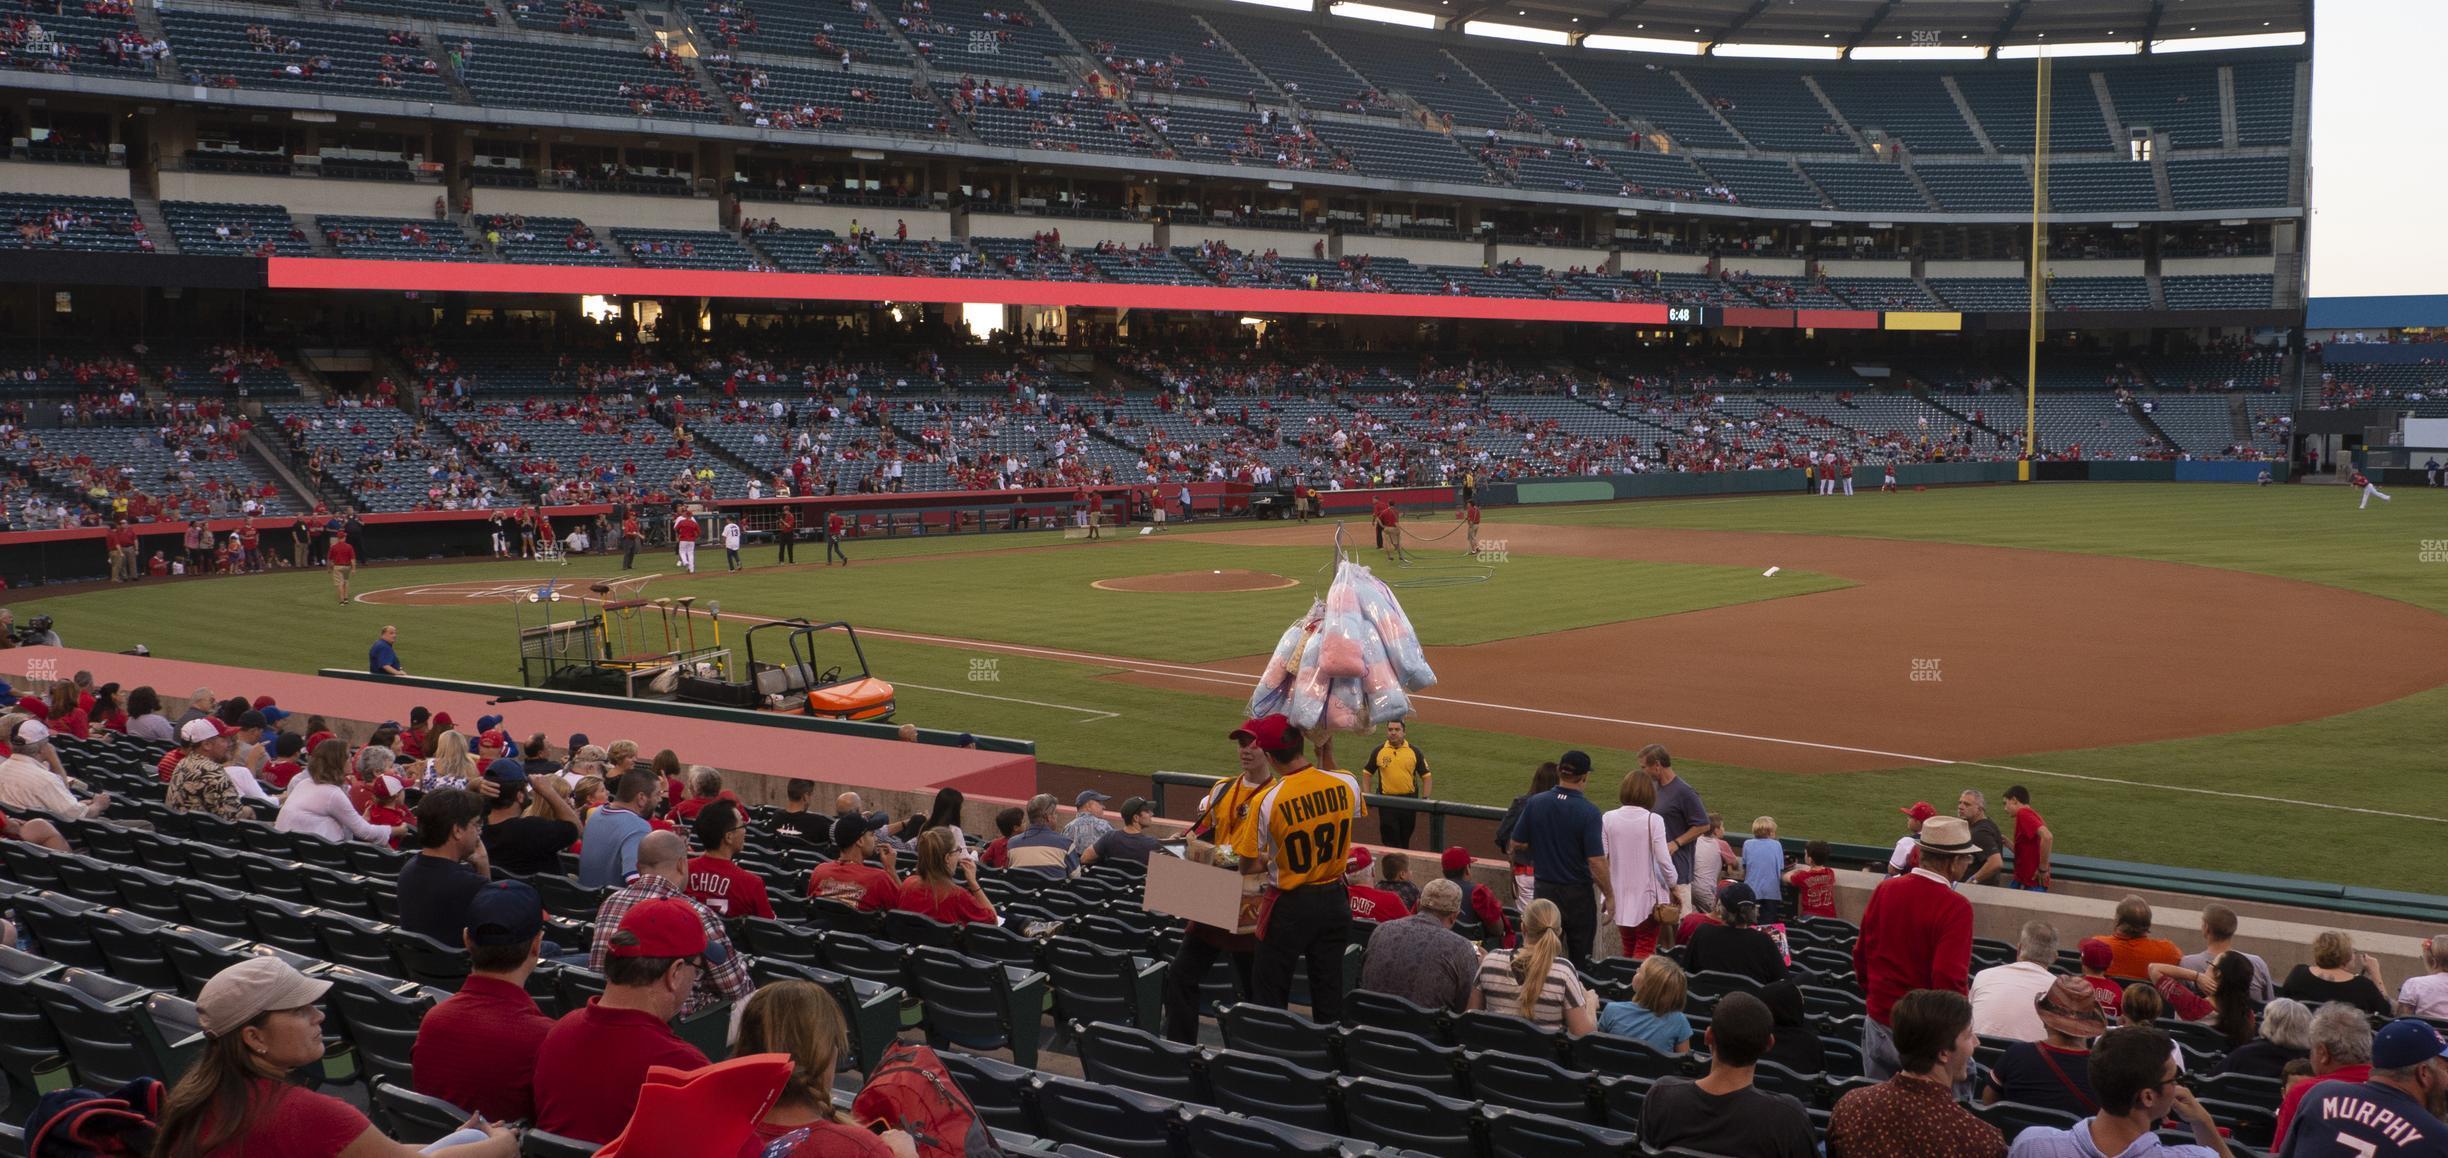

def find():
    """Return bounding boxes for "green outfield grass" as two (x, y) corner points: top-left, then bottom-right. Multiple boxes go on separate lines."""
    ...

(14, 482), (2446, 892)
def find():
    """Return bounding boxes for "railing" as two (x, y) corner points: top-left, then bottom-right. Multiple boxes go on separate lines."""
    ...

(1149, 772), (2448, 922)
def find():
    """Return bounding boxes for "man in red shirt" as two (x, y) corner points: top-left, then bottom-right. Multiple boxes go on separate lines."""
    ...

(106, 521), (137, 582)
(1461, 501), (1481, 557)
(1853, 814), (1977, 1081)
(412, 880), (556, 1123)
(2002, 785), (2053, 892)
(672, 509), (700, 574)
(684, 801), (773, 920)
(806, 813), (900, 911)
(619, 512), (640, 570)
(327, 532), (357, 603)
(824, 510), (849, 565)
(1379, 500), (1403, 561)
(1344, 847), (1410, 923)
(774, 507), (796, 563)
(532, 897), (714, 1143)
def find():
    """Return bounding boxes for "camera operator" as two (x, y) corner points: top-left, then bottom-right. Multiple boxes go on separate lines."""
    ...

(0, 610), (59, 649)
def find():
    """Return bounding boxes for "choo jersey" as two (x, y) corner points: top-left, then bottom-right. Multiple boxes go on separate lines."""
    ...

(1255, 765), (1364, 891)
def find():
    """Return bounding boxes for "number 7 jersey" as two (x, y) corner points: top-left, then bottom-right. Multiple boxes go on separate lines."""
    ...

(1255, 765), (1368, 891)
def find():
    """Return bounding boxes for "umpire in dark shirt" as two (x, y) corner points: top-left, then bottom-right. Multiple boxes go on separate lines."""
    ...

(1515, 749), (1613, 966)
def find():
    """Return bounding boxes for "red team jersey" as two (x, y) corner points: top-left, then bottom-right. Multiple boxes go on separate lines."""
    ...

(684, 855), (773, 919)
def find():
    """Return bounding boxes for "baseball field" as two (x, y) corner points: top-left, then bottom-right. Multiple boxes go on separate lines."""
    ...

(20, 481), (2447, 891)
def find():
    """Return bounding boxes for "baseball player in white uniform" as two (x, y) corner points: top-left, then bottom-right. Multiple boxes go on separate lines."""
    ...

(722, 519), (743, 571)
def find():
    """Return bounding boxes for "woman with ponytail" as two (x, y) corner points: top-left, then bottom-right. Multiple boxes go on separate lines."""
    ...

(731, 981), (918, 1158)
(1466, 898), (1597, 1035)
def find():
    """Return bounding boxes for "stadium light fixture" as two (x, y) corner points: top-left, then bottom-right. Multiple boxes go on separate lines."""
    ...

(1996, 40), (2141, 58)
(1219, 0), (1311, 10)
(1328, 2), (1437, 28)
(1851, 44), (1990, 60)
(1465, 19), (1568, 43)
(2152, 31), (2305, 53)
(1584, 32), (1703, 54)
(1713, 42), (1843, 59)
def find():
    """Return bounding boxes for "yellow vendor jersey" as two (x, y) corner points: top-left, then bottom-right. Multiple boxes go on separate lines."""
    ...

(1255, 765), (1365, 891)
(1198, 773), (1272, 862)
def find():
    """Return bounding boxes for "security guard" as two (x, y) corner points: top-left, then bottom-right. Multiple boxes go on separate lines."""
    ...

(1159, 718), (1278, 1044)
(1248, 714), (1364, 1023)
(1362, 720), (1431, 849)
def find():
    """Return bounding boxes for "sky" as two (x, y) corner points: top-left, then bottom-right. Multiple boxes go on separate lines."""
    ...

(2306, 0), (2448, 301)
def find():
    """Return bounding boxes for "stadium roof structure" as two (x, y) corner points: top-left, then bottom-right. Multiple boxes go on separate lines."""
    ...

(1334, 0), (2309, 54)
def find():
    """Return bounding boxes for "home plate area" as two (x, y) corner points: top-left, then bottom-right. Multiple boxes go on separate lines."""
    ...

(356, 577), (640, 605)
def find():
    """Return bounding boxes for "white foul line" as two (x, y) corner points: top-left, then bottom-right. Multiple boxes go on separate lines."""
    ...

(895, 682), (1119, 723)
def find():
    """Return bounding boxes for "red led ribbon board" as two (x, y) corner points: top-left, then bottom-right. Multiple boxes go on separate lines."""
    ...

(266, 257), (1684, 324)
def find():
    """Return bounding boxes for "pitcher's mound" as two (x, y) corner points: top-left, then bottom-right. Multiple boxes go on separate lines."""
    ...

(1092, 569), (1299, 593)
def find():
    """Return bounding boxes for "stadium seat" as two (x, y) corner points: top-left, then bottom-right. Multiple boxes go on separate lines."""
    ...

(940, 1050), (1039, 1133)
(521, 1129), (601, 1157)
(1338, 1025), (1466, 1097)
(1044, 939), (1163, 1033)
(1486, 1108), (1639, 1158)
(1218, 1003), (1336, 1071)
(1977, 1100), (2083, 1136)
(371, 1081), (477, 1145)
(388, 928), (473, 990)
(313, 911), (406, 976)
(906, 946), (1049, 1069)
(1074, 1021), (1200, 1104)
(1454, 1010), (1566, 1063)
(1181, 1108), (1344, 1158)
(82, 911), (184, 993)
(1204, 1049), (1339, 1134)
(1344, 989), (1453, 1043)
(1338, 1075), (1480, 1158)
(1466, 1051), (1602, 1123)
(745, 958), (901, 1073)
(1571, 1033), (1694, 1080)
(15, 894), (106, 970)
(322, 971), (438, 1089)
(1031, 1075), (1178, 1158)
(0, 946), (68, 1120)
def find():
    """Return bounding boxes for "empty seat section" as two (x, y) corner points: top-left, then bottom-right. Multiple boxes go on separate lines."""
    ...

(1812, 69), (1981, 154)
(1800, 161), (1930, 212)
(161, 202), (310, 256)
(159, 11), (452, 100)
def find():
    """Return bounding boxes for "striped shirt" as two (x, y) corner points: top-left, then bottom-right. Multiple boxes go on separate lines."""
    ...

(1473, 948), (1590, 1031)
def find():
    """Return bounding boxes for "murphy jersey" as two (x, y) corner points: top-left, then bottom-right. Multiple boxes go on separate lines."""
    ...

(2282, 1080), (2448, 1158)
(1255, 765), (1364, 891)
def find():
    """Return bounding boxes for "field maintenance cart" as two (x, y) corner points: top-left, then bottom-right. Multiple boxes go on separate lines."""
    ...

(673, 618), (896, 721)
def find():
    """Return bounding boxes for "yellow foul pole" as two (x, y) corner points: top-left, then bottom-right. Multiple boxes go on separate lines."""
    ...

(2024, 54), (2051, 476)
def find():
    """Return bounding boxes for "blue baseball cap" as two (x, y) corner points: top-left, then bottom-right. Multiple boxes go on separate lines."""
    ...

(465, 881), (544, 947)
(484, 757), (528, 783)
(476, 714), (504, 734)
(2372, 1020), (2448, 1069)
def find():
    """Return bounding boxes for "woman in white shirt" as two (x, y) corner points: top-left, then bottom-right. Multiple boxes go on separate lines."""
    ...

(278, 738), (406, 845)
(2400, 936), (2448, 1020)
(1601, 768), (1678, 961)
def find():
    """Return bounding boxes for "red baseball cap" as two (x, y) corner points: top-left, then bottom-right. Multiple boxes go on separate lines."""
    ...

(1899, 801), (1937, 823)
(2078, 937), (2114, 972)
(251, 695), (279, 710)
(1228, 714), (1294, 750)
(1441, 846), (1472, 874)
(611, 898), (710, 960)
(1347, 846), (1373, 874)
(431, 712), (455, 728)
